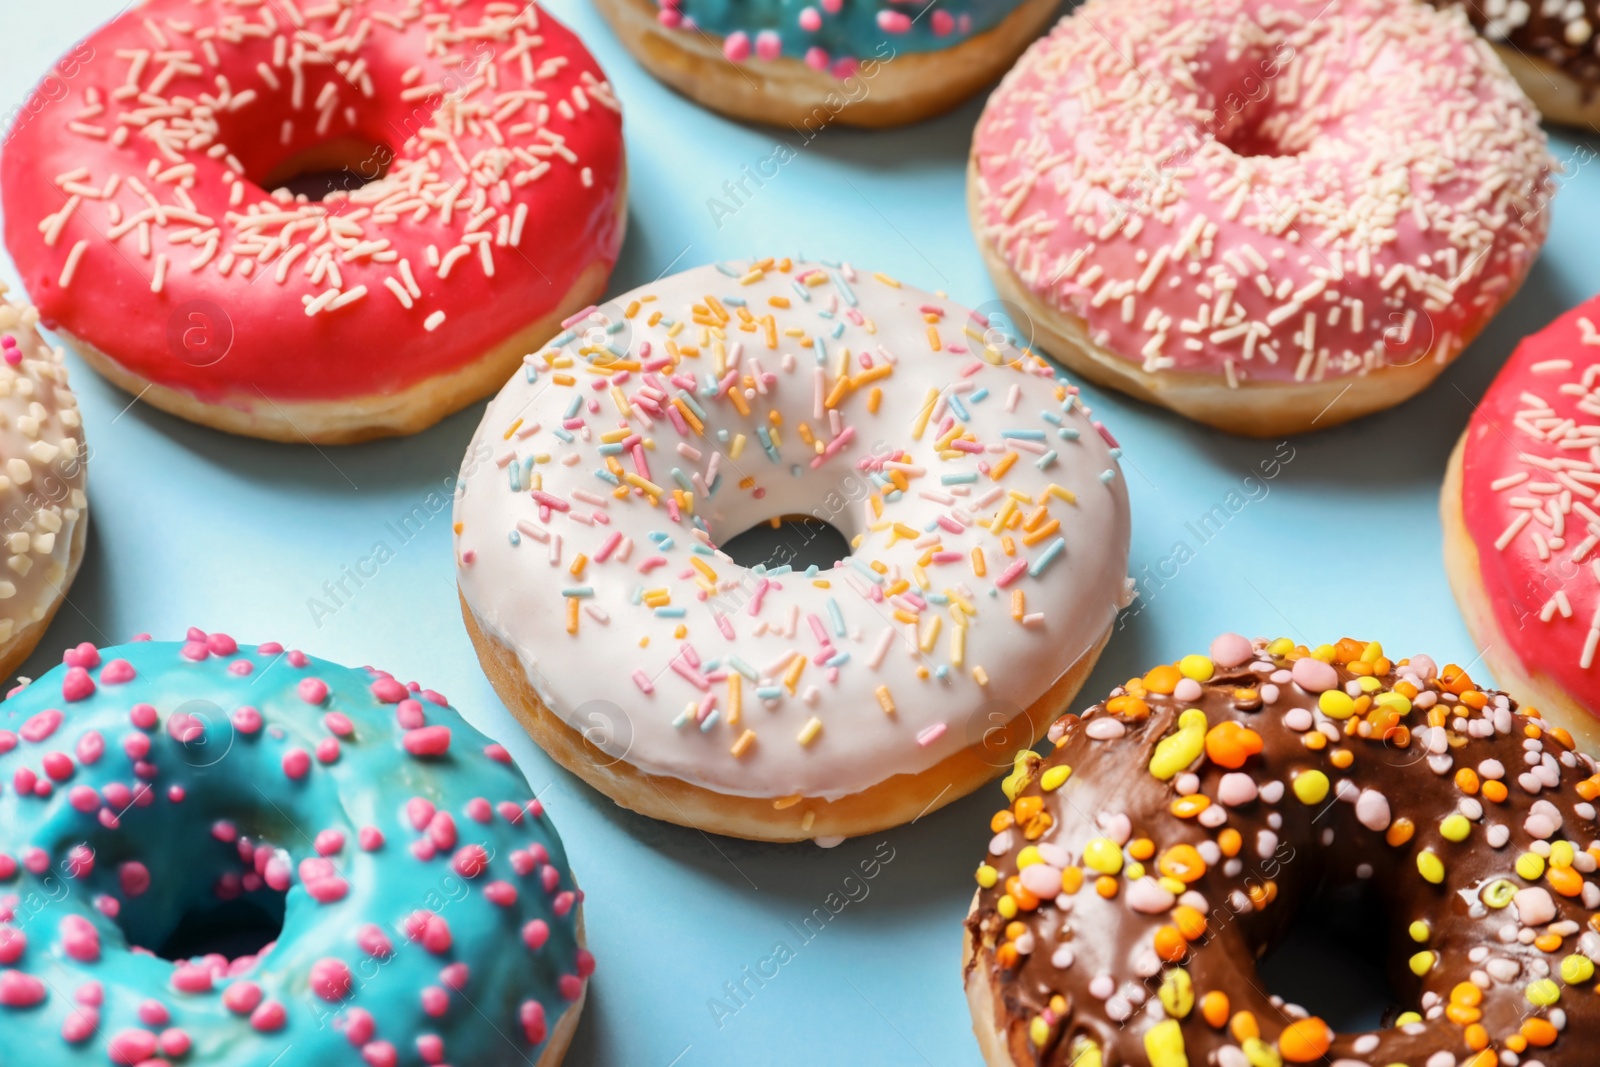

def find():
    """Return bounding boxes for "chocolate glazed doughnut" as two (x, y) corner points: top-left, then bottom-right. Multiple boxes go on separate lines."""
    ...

(1427, 0), (1600, 127)
(964, 634), (1600, 1067)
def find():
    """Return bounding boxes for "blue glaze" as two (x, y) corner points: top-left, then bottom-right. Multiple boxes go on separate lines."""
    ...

(658, 0), (1029, 68)
(0, 634), (589, 1066)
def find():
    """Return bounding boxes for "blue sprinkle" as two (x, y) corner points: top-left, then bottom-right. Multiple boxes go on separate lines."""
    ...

(508, 464), (523, 491)
(672, 708), (692, 728)
(654, 606), (687, 618)
(691, 515), (710, 534)
(594, 468), (620, 486)
(630, 587), (645, 604)
(791, 279), (811, 302)
(678, 391), (707, 421)
(708, 473), (722, 496)
(948, 394), (971, 421)
(1059, 427), (1081, 441)
(790, 464), (804, 478)
(1099, 469), (1116, 484)
(935, 665), (950, 681)
(670, 468), (694, 492)
(1062, 394), (1078, 411)
(833, 273), (858, 307)
(804, 565), (820, 577)
(757, 426), (781, 462)
(561, 586), (594, 598)
(647, 531), (669, 542)
(548, 330), (575, 348)
(883, 489), (903, 503)
(715, 262), (741, 277)
(728, 657), (759, 681)
(1042, 410), (1063, 425)
(1037, 450), (1058, 471)
(509, 530), (521, 546)
(564, 396), (582, 419)
(942, 473), (978, 485)
(717, 429), (731, 443)
(691, 543), (715, 556)
(817, 308), (835, 321)
(524, 365), (539, 383)
(767, 565), (793, 577)
(598, 443), (625, 455)
(826, 652), (851, 668)
(723, 296), (747, 307)
(1002, 429), (1047, 441)
(656, 538), (676, 551)
(1109, 447), (1123, 459)
(826, 597), (846, 637)
(752, 564), (768, 575)
(969, 387), (989, 403)
(699, 710), (720, 732)
(849, 558), (884, 584)
(604, 343), (628, 361)
(1029, 537), (1066, 578)
(552, 429), (574, 443)
(926, 592), (949, 605)
(813, 337), (828, 364)
(756, 686), (784, 701)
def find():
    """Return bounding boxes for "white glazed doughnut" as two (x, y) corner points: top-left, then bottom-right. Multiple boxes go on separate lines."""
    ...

(0, 286), (87, 677)
(454, 258), (1133, 842)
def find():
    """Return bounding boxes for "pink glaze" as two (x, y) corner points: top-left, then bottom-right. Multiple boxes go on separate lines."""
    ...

(1460, 296), (1600, 720)
(1, 1), (624, 407)
(970, 0), (1552, 387)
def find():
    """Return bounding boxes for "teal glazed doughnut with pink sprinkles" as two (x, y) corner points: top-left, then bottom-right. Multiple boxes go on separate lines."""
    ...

(593, 0), (1062, 127)
(0, 631), (591, 1066)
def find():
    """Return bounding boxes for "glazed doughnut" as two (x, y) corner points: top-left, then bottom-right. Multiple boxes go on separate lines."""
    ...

(1425, 0), (1600, 129)
(1444, 295), (1600, 753)
(0, 630), (592, 1065)
(964, 634), (1600, 1067)
(454, 258), (1132, 843)
(969, 0), (1554, 437)
(593, 0), (1060, 127)
(2, 0), (625, 444)
(0, 287), (87, 679)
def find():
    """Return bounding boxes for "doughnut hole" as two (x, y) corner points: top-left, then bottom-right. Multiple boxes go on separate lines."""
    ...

(1256, 880), (1401, 1031)
(256, 134), (394, 202)
(1199, 44), (1316, 160)
(108, 824), (291, 963)
(718, 514), (853, 573)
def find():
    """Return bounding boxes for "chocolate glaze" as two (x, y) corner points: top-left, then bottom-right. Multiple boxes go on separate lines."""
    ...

(1429, 1), (1600, 90)
(965, 637), (1600, 1066)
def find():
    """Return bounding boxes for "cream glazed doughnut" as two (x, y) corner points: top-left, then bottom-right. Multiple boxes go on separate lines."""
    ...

(1444, 295), (1600, 753)
(454, 258), (1133, 843)
(2, 0), (625, 444)
(969, 0), (1555, 437)
(593, 0), (1062, 128)
(0, 630), (592, 1066)
(0, 286), (87, 678)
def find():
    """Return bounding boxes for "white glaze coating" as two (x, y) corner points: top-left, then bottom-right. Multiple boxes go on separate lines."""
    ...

(0, 289), (86, 644)
(454, 259), (1131, 800)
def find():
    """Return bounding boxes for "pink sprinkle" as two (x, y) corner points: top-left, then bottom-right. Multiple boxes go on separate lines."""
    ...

(41, 752), (73, 781)
(310, 957), (353, 1001)
(20, 708), (63, 742)
(484, 743), (511, 764)
(371, 677), (407, 703)
(298, 678), (330, 705)
(342, 1007), (376, 1045)
(361, 1040), (398, 1067)
(61, 915), (100, 962)
(323, 712), (354, 737)
(755, 29), (781, 60)
(282, 749), (311, 780)
(20, 847), (46, 875)
(405, 912), (453, 955)
(931, 8), (955, 34)
(417, 1033), (445, 1063)
(577, 949), (596, 978)
(137, 999), (169, 1026)
(406, 797), (436, 831)
(520, 999), (547, 1044)
(181, 640), (208, 661)
(522, 919), (549, 950)
(121, 733), (150, 760)
(0, 969), (44, 1008)
(0, 926), (25, 964)
(357, 924), (393, 959)
(99, 659), (135, 685)
(916, 723), (948, 747)
(631, 670), (654, 695)
(107, 1029), (157, 1064)
(171, 964), (214, 994)
(206, 632), (238, 656)
(452, 845), (489, 878)
(68, 785), (99, 812)
(421, 985), (449, 1016)
(403, 726), (452, 757)
(805, 46), (830, 70)
(485, 881), (518, 907)
(722, 29), (752, 62)
(465, 798), (493, 823)
(223, 981), (262, 1014)
(74, 730), (104, 765)
(65, 845), (93, 878)
(358, 826), (385, 851)
(118, 861), (151, 900)
(799, 5), (821, 30)
(428, 812), (458, 850)
(498, 801), (526, 825)
(287, 650), (309, 668)
(316, 738), (341, 764)
(559, 974), (584, 1000)
(129, 704), (158, 730)
(232, 706), (262, 734)
(228, 660), (253, 676)
(0, 731), (14, 755)
(61, 1008), (97, 1043)
(553, 890), (576, 917)
(257, 641), (283, 654)
(994, 559), (1028, 588)
(315, 830), (346, 856)
(250, 1000), (286, 1032)
(159, 1028), (191, 1057)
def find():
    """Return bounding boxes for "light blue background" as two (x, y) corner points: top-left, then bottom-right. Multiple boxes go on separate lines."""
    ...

(3, 3), (1595, 1063)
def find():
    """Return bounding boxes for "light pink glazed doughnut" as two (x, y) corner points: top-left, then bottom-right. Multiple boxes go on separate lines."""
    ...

(969, 0), (1555, 436)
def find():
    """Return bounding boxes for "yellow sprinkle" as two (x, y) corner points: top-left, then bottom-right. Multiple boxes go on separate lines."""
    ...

(1417, 851), (1446, 884)
(502, 418), (523, 440)
(1142, 1019), (1186, 1067)
(727, 675), (742, 727)
(690, 557), (717, 582)
(730, 729), (756, 758)
(919, 615), (941, 653)
(1526, 978), (1561, 1007)
(1409, 951), (1437, 976)
(797, 717), (822, 746)
(783, 655), (805, 695)
(875, 685), (895, 715)
(1318, 690), (1355, 719)
(1082, 838), (1123, 875)
(1408, 920), (1431, 942)
(975, 864), (998, 889)
(1178, 654), (1214, 682)
(1561, 954), (1596, 985)
(1149, 708), (1207, 780)
(990, 452), (1018, 481)
(1517, 852), (1547, 881)
(1440, 814), (1471, 843)
(1040, 765), (1072, 791)
(973, 666), (989, 686)
(910, 388), (938, 440)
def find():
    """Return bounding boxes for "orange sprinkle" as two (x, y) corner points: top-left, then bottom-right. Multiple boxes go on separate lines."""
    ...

(1278, 1017), (1332, 1063)
(1455, 768), (1481, 795)
(1229, 1011), (1259, 1042)
(990, 452), (1018, 481)
(1386, 818), (1415, 848)
(1060, 866), (1084, 894)
(1218, 828), (1242, 858)
(1172, 905), (1209, 941)
(564, 596), (579, 636)
(1200, 991), (1230, 1029)
(1328, 748), (1353, 769)
(730, 729), (756, 758)
(1143, 664), (1182, 695)
(1205, 722), (1264, 769)
(1482, 779), (1509, 803)
(970, 547), (987, 577)
(1094, 876), (1118, 899)
(1153, 925), (1186, 961)
(1128, 838), (1156, 861)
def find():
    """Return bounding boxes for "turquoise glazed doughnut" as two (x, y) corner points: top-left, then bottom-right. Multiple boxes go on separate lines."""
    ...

(659, 0), (1025, 71)
(0, 630), (591, 1066)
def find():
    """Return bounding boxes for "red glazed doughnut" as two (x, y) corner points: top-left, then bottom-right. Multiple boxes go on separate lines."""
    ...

(2, 0), (626, 443)
(1445, 295), (1600, 751)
